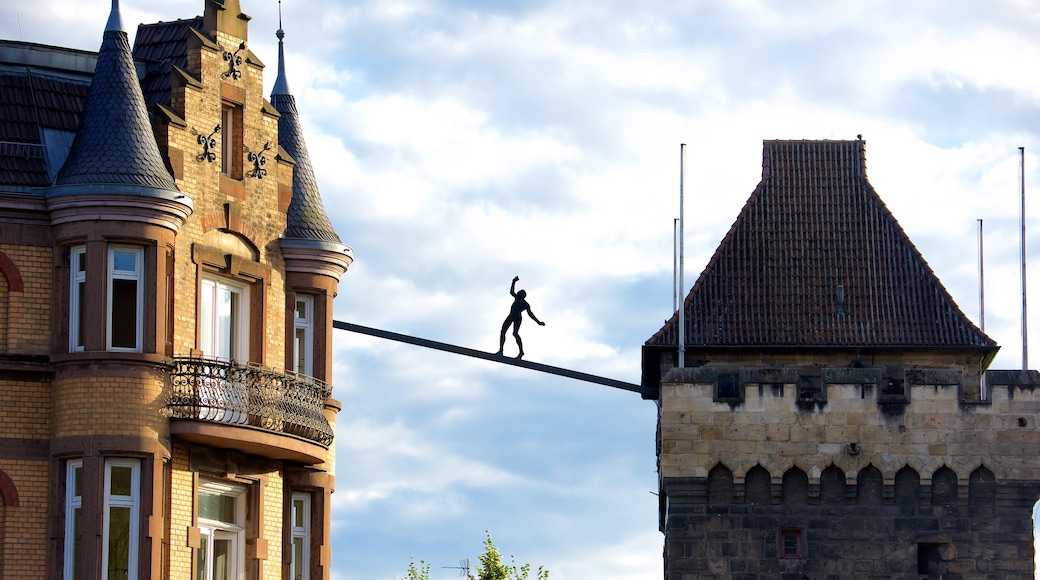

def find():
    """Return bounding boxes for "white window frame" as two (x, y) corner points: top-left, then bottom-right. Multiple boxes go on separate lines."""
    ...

(293, 295), (314, 377)
(197, 480), (247, 580)
(107, 246), (144, 352)
(102, 459), (140, 580)
(199, 276), (250, 362)
(63, 459), (83, 580)
(290, 492), (311, 580)
(70, 246), (86, 352)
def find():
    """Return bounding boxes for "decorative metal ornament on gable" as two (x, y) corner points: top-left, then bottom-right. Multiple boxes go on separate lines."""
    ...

(221, 42), (245, 80)
(247, 142), (271, 179)
(194, 125), (220, 162)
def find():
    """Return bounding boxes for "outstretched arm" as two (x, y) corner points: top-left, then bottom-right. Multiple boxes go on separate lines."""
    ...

(526, 307), (545, 326)
(510, 275), (519, 297)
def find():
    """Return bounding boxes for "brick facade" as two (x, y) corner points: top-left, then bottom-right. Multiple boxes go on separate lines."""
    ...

(0, 0), (349, 578)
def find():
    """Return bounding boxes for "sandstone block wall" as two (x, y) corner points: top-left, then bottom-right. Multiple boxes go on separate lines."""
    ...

(659, 362), (1040, 579)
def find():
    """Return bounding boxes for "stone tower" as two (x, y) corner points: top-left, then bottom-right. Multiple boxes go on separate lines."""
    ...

(642, 139), (1040, 579)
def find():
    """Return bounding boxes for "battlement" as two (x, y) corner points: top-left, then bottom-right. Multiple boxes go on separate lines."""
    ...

(659, 366), (1040, 484)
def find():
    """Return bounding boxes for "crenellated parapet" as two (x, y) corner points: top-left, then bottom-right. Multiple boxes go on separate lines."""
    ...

(660, 365), (1040, 484)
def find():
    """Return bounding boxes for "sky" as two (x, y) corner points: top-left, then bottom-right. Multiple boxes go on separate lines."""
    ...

(5, 0), (1040, 578)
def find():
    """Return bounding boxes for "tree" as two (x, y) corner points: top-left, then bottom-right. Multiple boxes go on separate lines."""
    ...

(396, 533), (548, 580)
(395, 556), (430, 580)
(469, 532), (548, 580)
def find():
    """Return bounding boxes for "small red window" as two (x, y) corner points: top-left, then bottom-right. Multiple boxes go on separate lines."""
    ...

(780, 529), (802, 559)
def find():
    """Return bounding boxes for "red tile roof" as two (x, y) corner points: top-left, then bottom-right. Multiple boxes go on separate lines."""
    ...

(646, 139), (994, 350)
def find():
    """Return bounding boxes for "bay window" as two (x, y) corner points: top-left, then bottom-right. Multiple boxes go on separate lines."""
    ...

(63, 460), (83, 580)
(70, 246), (86, 351)
(293, 296), (313, 376)
(102, 459), (140, 580)
(197, 480), (246, 580)
(108, 246), (143, 351)
(290, 492), (311, 580)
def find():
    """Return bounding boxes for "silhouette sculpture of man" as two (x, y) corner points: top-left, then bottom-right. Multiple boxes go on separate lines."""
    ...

(495, 276), (545, 359)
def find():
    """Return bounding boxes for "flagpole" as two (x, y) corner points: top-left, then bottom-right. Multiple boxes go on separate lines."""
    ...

(678, 144), (686, 369)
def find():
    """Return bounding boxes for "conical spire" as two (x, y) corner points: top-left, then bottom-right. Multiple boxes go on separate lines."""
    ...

(271, 25), (344, 246)
(53, 0), (179, 193)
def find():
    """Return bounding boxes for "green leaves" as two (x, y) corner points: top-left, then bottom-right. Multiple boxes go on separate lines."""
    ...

(396, 556), (430, 580)
(469, 532), (548, 580)
(397, 532), (547, 580)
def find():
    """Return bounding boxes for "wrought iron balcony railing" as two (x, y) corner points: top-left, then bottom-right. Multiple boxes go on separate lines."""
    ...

(167, 357), (334, 447)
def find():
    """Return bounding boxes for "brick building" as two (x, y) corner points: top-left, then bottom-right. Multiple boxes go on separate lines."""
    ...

(643, 139), (1040, 578)
(0, 0), (350, 578)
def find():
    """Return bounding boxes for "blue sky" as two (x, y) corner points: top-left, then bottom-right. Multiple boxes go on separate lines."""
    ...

(5, 0), (1040, 578)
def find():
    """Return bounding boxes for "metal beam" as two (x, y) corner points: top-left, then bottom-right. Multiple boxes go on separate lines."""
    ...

(333, 320), (652, 396)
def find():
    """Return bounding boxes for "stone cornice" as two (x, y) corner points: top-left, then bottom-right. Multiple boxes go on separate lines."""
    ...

(46, 188), (193, 232)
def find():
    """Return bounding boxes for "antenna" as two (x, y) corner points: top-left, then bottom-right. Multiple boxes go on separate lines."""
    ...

(443, 559), (470, 577)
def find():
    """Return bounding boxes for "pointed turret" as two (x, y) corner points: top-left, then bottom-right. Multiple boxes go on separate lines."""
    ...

(52, 0), (180, 195)
(272, 27), (350, 256)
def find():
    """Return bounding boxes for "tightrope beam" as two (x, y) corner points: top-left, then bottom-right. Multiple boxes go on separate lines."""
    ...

(333, 320), (651, 396)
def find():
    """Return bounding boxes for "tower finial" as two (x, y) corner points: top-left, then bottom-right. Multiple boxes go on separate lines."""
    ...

(105, 0), (124, 32)
(272, 0), (290, 95)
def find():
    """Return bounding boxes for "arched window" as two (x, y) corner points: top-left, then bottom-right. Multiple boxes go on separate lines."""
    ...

(895, 465), (920, 506)
(707, 464), (733, 505)
(745, 465), (771, 505)
(931, 466), (958, 506)
(857, 464), (883, 505)
(820, 465), (845, 504)
(782, 467), (808, 505)
(968, 465), (995, 506)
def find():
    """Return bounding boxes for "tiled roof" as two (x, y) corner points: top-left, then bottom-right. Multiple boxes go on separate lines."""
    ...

(54, 27), (178, 191)
(646, 139), (994, 350)
(271, 35), (342, 245)
(0, 71), (89, 186)
(133, 17), (202, 110)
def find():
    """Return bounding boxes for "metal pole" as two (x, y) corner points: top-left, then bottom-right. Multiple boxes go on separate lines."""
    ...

(978, 218), (985, 332)
(1021, 147), (1028, 371)
(979, 217), (988, 401)
(678, 144), (686, 369)
(673, 218), (679, 313)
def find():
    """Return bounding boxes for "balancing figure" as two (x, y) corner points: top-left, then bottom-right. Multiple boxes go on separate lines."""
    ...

(495, 276), (545, 359)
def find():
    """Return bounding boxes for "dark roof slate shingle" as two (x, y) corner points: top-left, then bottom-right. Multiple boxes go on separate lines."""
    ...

(271, 35), (342, 245)
(133, 17), (202, 110)
(0, 71), (89, 186)
(646, 139), (994, 350)
(55, 28), (178, 191)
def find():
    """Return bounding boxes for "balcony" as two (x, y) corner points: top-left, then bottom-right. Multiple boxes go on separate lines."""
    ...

(167, 357), (334, 464)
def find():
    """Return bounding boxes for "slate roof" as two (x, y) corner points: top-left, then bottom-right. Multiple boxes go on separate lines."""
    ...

(133, 17), (202, 110)
(271, 32), (343, 245)
(54, 23), (178, 192)
(646, 139), (994, 351)
(0, 70), (89, 186)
